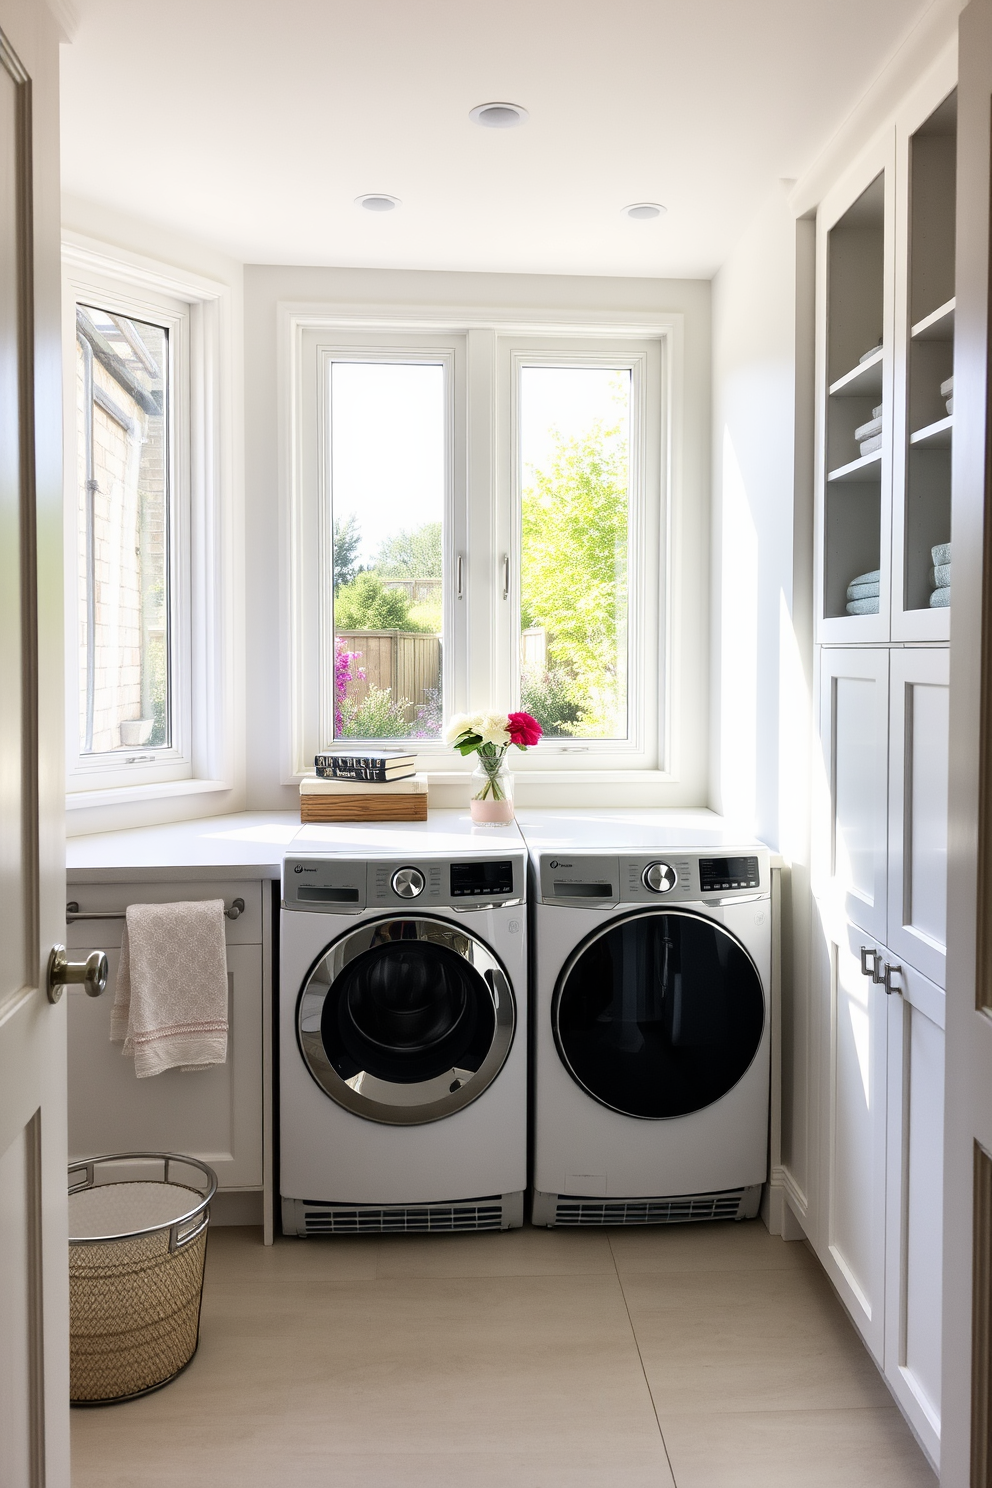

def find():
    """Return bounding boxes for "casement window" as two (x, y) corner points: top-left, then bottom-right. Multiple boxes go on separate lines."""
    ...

(63, 240), (233, 804)
(288, 316), (669, 778)
(69, 295), (185, 780)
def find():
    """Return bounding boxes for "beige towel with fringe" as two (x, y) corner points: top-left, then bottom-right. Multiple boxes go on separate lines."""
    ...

(110, 900), (229, 1077)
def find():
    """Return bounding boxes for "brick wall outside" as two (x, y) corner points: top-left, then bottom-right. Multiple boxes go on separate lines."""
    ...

(76, 329), (169, 756)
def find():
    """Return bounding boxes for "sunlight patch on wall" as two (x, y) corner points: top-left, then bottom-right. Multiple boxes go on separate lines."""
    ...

(719, 429), (758, 828)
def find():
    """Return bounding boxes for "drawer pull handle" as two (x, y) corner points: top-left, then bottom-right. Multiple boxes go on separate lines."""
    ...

(66, 897), (245, 923)
(859, 945), (883, 981)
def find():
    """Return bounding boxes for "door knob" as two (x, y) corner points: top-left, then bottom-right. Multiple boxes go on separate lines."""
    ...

(47, 945), (108, 1003)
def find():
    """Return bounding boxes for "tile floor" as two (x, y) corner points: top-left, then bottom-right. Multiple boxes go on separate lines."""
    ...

(71, 1220), (936, 1487)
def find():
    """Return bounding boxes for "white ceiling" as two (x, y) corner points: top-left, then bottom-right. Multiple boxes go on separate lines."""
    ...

(60, 0), (936, 279)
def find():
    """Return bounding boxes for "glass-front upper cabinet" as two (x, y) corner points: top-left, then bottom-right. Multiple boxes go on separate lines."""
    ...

(814, 56), (958, 645)
(892, 85), (956, 641)
(816, 134), (896, 644)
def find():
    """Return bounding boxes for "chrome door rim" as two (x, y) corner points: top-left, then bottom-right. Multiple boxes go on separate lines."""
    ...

(297, 915), (515, 1125)
(551, 907), (765, 1120)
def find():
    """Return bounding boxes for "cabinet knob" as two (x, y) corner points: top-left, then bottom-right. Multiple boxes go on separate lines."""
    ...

(47, 945), (108, 1004)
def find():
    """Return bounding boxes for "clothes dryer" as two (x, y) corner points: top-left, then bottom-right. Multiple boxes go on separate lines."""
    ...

(279, 821), (527, 1236)
(517, 811), (770, 1227)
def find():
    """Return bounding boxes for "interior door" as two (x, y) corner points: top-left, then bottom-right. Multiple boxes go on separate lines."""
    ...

(942, 2), (992, 1482)
(0, 12), (71, 1488)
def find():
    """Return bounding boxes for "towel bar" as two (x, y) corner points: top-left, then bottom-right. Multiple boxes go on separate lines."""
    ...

(66, 898), (245, 923)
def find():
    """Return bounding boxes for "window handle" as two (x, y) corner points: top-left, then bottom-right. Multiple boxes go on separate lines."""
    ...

(502, 554), (510, 601)
(456, 554), (464, 600)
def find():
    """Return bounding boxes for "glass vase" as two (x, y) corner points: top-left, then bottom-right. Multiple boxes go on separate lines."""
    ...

(469, 755), (514, 825)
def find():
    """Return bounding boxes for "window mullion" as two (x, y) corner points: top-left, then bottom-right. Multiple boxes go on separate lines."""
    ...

(465, 328), (501, 714)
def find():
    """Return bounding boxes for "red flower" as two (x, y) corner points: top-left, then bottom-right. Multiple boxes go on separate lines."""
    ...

(507, 711), (543, 748)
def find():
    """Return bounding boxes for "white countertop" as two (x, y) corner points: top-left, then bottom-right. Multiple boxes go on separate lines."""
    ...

(513, 808), (760, 851)
(66, 808), (775, 881)
(66, 810), (522, 881)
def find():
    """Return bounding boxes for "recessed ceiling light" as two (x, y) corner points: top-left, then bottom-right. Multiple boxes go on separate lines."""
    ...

(355, 193), (401, 212)
(623, 202), (666, 220)
(470, 101), (529, 129)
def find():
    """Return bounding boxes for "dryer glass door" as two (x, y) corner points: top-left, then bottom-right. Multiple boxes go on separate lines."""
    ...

(298, 917), (515, 1125)
(553, 909), (764, 1119)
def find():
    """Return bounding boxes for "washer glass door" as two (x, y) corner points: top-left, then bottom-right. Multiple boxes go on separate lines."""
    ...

(553, 909), (764, 1119)
(298, 917), (515, 1125)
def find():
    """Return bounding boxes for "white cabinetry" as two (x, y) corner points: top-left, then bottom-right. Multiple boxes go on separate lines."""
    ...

(813, 648), (947, 1465)
(815, 647), (890, 941)
(804, 53), (955, 1473)
(66, 878), (272, 1233)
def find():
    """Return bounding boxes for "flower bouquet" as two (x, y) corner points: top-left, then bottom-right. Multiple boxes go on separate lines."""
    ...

(445, 710), (543, 824)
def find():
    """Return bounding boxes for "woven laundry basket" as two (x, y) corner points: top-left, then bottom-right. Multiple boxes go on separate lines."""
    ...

(68, 1153), (217, 1406)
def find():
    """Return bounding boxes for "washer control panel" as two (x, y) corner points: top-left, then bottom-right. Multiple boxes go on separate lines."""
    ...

(283, 852), (525, 912)
(539, 848), (769, 907)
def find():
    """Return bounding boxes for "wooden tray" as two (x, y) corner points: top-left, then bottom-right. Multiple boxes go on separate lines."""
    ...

(300, 794), (428, 823)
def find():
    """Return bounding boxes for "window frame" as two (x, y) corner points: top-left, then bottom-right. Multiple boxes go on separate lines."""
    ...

(307, 331), (466, 755)
(283, 304), (679, 787)
(64, 277), (191, 788)
(62, 235), (236, 808)
(501, 338), (662, 762)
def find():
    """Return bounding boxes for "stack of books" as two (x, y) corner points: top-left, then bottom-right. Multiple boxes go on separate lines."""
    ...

(300, 749), (427, 822)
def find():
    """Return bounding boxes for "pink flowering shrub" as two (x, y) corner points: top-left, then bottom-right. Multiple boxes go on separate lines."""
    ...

(333, 639), (366, 736)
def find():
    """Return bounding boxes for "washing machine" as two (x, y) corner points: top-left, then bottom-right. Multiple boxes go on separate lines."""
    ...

(279, 820), (528, 1236)
(517, 811), (771, 1227)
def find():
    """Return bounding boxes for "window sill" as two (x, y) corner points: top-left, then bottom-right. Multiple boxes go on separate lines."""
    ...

(66, 779), (232, 811)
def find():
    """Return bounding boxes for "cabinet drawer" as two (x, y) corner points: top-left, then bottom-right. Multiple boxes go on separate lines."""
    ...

(65, 879), (263, 949)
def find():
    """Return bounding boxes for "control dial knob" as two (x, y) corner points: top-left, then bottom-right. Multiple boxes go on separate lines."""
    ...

(643, 861), (677, 894)
(391, 866), (425, 899)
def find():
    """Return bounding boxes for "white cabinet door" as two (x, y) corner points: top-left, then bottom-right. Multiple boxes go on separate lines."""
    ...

(67, 941), (263, 1189)
(816, 648), (890, 942)
(887, 647), (949, 987)
(813, 905), (889, 1363)
(884, 961), (944, 1470)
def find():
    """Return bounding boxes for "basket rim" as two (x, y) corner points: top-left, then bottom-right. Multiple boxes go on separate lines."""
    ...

(68, 1153), (218, 1246)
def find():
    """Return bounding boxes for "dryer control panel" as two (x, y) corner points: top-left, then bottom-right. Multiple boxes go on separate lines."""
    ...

(538, 848), (769, 907)
(284, 853), (525, 912)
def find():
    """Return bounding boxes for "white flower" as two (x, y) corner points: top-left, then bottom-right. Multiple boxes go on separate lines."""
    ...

(475, 712), (511, 747)
(444, 712), (482, 744)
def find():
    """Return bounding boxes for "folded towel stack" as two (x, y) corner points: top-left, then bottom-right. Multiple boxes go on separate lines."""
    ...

(855, 405), (883, 458)
(846, 568), (880, 616)
(930, 541), (951, 608)
(941, 376), (954, 417)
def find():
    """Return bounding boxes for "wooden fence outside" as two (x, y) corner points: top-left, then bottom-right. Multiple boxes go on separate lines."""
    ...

(337, 630), (441, 722)
(520, 626), (548, 672)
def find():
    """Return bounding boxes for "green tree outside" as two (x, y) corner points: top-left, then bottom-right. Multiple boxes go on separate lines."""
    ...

(374, 521), (442, 578)
(335, 571), (431, 632)
(333, 513), (364, 591)
(520, 421), (629, 737)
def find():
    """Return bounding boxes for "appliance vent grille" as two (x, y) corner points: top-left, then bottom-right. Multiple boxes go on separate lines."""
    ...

(301, 1198), (505, 1235)
(554, 1189), (747, 1226)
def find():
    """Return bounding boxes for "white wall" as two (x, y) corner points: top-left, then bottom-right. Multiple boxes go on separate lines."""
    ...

(710, 184), (808, 845)
(709, 184), (815, 1225)
(242, 265), (712, 812)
